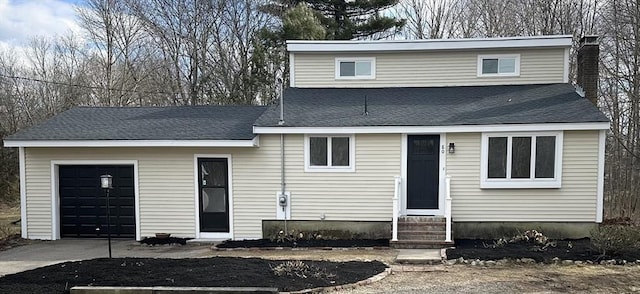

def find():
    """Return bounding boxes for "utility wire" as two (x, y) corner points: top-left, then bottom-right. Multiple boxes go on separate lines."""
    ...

(0, 73), (174, 96)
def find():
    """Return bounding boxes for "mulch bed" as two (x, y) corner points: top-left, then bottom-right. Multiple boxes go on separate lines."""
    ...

(139, 237), (191, 246)
(447, 238), (640, 263)
(0, 257), (387, 294)
(216, 238), (389, 249)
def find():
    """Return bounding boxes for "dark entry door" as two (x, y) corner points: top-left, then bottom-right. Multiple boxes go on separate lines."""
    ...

(59, 165), (135, 238)
(407, 135), (440, 210)
(198, 158), (230, 232)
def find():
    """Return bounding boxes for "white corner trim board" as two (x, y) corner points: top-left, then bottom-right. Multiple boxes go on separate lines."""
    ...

(596, 130), (606, 223)
(19, 147), (27, 238)
(289, 52), (295, 87)
(254, 122), (610, 135)
(3, 137), (259, 148)
(563, 47), (570, 83)
(287, 35), (572, 52)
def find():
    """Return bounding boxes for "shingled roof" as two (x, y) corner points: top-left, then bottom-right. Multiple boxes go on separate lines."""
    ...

(254, 83), (609, 127)
(7, 106), (267, 141)
(6, 83), (608, 142)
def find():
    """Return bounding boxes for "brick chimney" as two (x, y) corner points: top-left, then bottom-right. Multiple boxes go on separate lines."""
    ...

(576, 35), (599, 105)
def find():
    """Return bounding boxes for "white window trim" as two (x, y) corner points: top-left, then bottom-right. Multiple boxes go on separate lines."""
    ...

(477, 54), (520, 77)
(304, 134), (355, 172)
(480, 131), (563, 189)
(335, 57), (376, 80)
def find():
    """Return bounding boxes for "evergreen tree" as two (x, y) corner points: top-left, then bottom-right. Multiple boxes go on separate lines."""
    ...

(264, 0), (404, 40)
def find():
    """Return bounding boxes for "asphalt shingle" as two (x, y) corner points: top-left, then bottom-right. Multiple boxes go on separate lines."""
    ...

(6, 84), (609, 142)
(254, 84), (609, 127)
(7, 106), (267, 141)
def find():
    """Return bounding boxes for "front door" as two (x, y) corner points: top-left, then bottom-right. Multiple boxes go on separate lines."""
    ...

(198, 158), (229, 233)
(407, 135), (440, 212)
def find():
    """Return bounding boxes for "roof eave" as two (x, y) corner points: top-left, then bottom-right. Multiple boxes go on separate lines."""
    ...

(3, 137), (260, 148)
(287, 35), (573, 52)
(253, 122), (610, 134)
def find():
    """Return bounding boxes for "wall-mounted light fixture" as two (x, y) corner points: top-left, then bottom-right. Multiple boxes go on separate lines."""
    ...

(448, 143), (456, 154)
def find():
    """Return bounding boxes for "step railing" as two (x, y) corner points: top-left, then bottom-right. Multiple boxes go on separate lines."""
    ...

(392, 175), (401, 242)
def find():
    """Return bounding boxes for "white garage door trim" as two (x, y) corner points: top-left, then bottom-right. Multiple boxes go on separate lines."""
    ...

(50, 160), (140, 241)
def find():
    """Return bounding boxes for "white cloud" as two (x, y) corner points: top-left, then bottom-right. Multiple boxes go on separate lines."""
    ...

(0, 0), (81, 46)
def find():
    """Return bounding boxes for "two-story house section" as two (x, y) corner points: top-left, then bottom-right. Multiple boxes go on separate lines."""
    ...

(253, 35), (608, 247)
(5, 35), (608, 246)
(288, 35), (570, 88)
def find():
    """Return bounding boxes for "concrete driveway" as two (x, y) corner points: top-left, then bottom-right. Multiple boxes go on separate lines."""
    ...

(0, 239), (213, 277)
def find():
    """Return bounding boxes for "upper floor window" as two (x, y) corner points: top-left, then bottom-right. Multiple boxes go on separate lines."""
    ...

(480, 131), (563, 188)
(305, 135), (355, 172)
(477, 54), (520, 77)
(335, 58), (375, 79)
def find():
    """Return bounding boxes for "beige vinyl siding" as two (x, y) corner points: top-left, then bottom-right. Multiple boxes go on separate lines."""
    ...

(23, 134), (400, 240)
(284, 134), (401, 221)
(24, 137), (282, 240)
(294, 48), (565, 87)
(446, 130), (599, 221)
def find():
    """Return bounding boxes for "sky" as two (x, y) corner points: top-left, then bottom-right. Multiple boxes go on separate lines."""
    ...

(0, 0), (83, 48)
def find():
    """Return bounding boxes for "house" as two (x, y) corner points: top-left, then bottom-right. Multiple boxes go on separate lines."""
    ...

(4, 35), (609, 248)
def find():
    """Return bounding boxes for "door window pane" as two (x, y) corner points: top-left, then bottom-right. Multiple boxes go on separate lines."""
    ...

(339, 62), (355, 77)
(488, 137), (507, 178)
(201, 161), (226, 187)
(412, 138), (435, 154)
(482, 59), (499, 74)
(535, 136), (556, 178)
(202, 188), (226, 212)
(310, 137), (328, 166)
(499, 58), (516, 73)
(511, 137), (532, 178)
(331, 137), (349, 166)
(355, 61), (371, 76)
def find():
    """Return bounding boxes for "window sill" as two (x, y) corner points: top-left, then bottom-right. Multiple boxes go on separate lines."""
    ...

(480, 180), (561, 189)
(477, 73), (520, 78)
(335, 76), (376, 80)
(305, 166), (355, 173)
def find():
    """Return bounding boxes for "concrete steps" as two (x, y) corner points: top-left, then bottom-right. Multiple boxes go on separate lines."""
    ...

(391, 216), (453, 249)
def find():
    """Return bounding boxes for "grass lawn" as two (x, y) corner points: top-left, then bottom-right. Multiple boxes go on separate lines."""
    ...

(0, 205), (20, 239)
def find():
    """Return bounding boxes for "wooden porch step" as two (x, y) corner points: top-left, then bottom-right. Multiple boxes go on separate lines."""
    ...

(398, 216), (445, 223)
(390, 240), (454, 249)
(397, 222), (446, 228)
(397, 229), (447, 241)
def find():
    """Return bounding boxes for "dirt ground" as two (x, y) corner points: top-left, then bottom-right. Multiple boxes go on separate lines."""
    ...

(342, 264), (640, 294)
(213, 248), (399, 264)
(0, 206), (20, 239)
(214, 249), (640, 293)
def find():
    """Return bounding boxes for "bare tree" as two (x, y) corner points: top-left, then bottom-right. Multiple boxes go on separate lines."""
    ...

(599, 0), (640, 220)
(396, 0), (460, 39)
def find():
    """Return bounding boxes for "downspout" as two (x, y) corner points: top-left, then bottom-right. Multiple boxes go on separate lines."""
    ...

(278, 77), (287, 233)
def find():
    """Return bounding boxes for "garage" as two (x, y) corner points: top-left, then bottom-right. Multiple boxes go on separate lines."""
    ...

(59, 165), (135, 238)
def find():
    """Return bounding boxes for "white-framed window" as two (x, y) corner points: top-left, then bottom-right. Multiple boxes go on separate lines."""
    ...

(480, 131), (563, 188)
(477, 54), (520, 77)
(304, 134), (355, 172)
(335, 57), (375, 79)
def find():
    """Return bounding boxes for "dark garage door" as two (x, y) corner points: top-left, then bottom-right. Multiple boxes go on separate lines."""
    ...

(59, 165), (135, 238)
